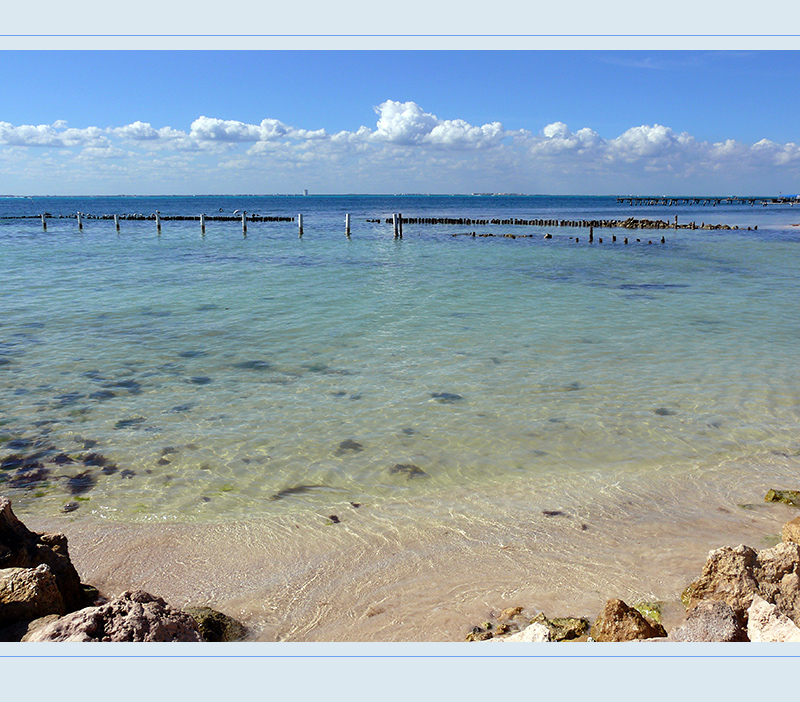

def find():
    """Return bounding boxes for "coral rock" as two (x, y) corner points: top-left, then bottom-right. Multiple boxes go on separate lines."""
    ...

(25, 590), (203, 642)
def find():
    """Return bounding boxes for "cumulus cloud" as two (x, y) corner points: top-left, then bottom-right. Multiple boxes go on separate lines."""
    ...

(371, 100), (506, 149)
(3, 103), (800, 193)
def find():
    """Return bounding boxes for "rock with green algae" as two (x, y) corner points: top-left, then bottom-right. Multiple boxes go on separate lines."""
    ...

(530, 612), (590, 641)
(632, 602), (663, 625)
(183, 606), (246, 642)
(765, 489), (800, 508)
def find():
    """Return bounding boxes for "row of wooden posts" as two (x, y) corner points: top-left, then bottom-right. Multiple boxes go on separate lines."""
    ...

(33, 211), (749, 237)
(38, 211), (392, 239)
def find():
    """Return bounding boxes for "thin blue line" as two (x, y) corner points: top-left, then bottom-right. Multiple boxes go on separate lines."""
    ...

(2, 34), (800, 37)
(2, 655), (800, 659)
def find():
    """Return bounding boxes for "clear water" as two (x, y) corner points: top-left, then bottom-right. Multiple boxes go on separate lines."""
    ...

(2, 195), (800, 523)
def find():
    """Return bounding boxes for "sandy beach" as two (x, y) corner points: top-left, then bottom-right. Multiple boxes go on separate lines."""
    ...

(23, 452), (799, 641)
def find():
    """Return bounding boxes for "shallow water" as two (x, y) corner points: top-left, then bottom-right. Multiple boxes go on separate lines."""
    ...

(3, 194), (800, 638)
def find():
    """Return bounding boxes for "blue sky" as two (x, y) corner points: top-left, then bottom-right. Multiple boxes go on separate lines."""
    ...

(1, 50), (799, 195)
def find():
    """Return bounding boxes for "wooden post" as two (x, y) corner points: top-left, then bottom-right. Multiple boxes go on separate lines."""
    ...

(241, 211), (247, 236)
(398, 213), (403, 239)
(41, 214), (47, 231)
(155, 211), (161, 234)
(345, 213), (351, 237)
(77, 212), (83, 230)
(200, 213), (206, 235)
(298, 213), (304, 237)
(393, 214), (398, 238)
(114, 214), (120, 231)
(674, 215), (678, 229)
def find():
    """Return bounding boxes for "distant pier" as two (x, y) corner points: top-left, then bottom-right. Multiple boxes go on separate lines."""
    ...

(617, 196), (798, 207)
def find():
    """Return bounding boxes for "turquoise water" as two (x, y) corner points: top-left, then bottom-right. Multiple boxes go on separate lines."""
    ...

(2, 195), (800, 521)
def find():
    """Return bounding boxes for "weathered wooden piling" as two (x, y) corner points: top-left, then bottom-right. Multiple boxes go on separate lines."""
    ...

(114, 214), (120, 231)
(77, 212), (83, 230)
(298, 213), (304, 237)
(393, 214), (398, 239)
(200, 213), (206, 235)
(41, 214), (46, 231)
(155, 211), (161, 233)
(241, 211), (247, 236)
(399, 213), (403, 239)
(345, 213), (351, 237)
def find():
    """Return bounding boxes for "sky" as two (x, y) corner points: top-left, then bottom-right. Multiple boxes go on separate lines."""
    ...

(1, 50), (799, 196)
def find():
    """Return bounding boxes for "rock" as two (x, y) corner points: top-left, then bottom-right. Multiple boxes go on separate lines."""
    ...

(747, 594), (800, 642)
(682, 542), (800, 628)
(590, 598), (667, 641)
(765, 489), (800, 507)
(491, 622), (551, 642)
(0, 496), (86, 611)
(0, 564), (65, 627)
(497, 606), (524, 621)
(183, 606), (246, 642)
(530, 612), (589, 641)
(668, 600), (746, 642)
(783, 517), (800, 545)
(25, 590), (203, 642)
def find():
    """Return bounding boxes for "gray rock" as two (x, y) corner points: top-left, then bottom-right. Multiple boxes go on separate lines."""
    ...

(668, 600), (746, 642)
(25, 590), (203, 642)
(0, 564), (65, 627)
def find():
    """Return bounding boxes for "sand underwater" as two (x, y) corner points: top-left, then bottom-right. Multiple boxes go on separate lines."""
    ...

(3, 194), (800, 640)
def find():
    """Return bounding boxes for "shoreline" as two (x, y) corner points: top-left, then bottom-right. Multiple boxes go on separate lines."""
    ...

(22, 457), (799, 641)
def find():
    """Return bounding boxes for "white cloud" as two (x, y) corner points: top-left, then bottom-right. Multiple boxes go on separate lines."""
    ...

(3, 103), (800, 194)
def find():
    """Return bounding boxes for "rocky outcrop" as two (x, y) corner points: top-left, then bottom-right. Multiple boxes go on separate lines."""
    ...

(0, 497), (85, 611)
(681, 542), (800, 629)
(25, 590), (203, 642)
(667, 600), (746, 642)
(747, 594), (800, 642)
(589, 598), (667, 641)
(0, 564), (64, 626)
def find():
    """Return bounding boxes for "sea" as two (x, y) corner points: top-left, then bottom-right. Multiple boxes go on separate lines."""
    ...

(2, 194), (800, 639)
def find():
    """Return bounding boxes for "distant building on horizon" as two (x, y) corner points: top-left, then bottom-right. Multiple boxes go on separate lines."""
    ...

(303, 189), (309, 196)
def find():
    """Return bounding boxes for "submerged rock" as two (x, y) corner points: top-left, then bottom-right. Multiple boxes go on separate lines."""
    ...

(183, 606), (246, 642)
(430, 392), (464, 403)
(765, 489), (800, 508)
(335, 439), (364, 456)
(389, 464), (428, 479)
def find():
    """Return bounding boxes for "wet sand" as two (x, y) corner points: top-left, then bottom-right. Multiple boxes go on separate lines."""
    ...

(24, 453), (800, 641)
